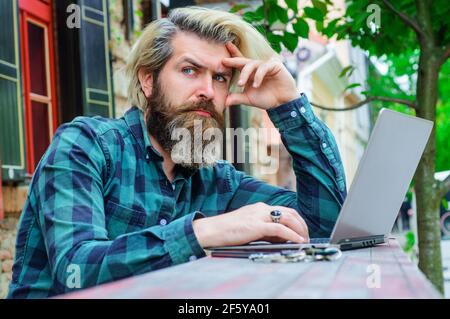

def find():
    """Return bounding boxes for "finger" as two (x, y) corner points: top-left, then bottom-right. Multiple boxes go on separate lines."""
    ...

(253, 62), (279, 88)
(225, 92), (250, 107)
(225, 41), (244, 57)
(260, 236), (288, 243)
(238, 60), (261, 87)
(282, 207), (309, 235)
(288, 210), (310, 241)
(272, 206), (309, 240)
(264, 223), (305, 243)
(279, 210), (309, 241)
(222, 57), (252, 71)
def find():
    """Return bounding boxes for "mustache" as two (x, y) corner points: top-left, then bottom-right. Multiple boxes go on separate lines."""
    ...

(169, 100), (224, 126)
(179, 100), (216, 114)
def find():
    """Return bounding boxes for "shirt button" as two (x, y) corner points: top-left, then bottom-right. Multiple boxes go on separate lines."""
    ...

(159, 218), (167, 226)
(300, 107), (306, 114)
(189, 255), (197, 261)
(322, 142), (327, 148)
(290, 111), (297, 118)
(145, 154), (150, 161)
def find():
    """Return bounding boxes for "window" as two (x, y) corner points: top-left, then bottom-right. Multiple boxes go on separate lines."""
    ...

(19, 0), (58, 173)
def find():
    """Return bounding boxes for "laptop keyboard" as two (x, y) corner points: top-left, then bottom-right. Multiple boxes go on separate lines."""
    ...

(309, 238), (330, 244)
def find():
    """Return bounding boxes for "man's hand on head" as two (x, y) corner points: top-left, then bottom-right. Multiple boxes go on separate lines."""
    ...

(192, 202), (310, 248)
(222, 42), (300, 110)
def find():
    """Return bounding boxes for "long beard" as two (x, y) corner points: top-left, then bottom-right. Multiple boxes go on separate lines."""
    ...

(145, 80), (225, 170)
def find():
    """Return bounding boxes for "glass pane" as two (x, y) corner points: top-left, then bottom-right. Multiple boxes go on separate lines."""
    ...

(31, 101), (50, 166)
(84, 0), (103, 11)
(81, 22), (107, 91)
(27, 22), (47, 96)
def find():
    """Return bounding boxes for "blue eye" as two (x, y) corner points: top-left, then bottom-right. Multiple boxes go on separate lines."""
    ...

(182, 67), (195, 75)
(214, 74), (226, 82)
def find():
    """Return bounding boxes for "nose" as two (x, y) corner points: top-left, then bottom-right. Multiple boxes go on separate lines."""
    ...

(196, 75), (215, 101)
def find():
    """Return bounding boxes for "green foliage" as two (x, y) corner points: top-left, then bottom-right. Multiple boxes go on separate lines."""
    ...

(229, 0), (330, 53)
(403, 231), (416, 253)
(282, 32), (298, 52)
(403, 231), (418, 264)
(285, 0), (298, 12)
(339, 65), (355, 78)
(303, 7), (324, 21)
(292, 18), (309, 38)
(312, 0), (328, 15)
(436, 60), (450, 172)
(442, 199), (449, 211)
(134, 8), (143, 18)
(343, 83), (361, 92)
(229, 3), (250, 13)
(367, 54), (449, 172)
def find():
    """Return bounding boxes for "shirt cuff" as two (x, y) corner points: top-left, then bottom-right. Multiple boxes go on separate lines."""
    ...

(163, 211), (206, 265)
(266, 93), (315, 131)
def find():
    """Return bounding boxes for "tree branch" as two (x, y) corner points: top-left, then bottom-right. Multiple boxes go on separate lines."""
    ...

(439, 46), (450, 67)
(438, 174), (450, 199)
(310, 96), (417, 111)
(381, 0), (425, 38)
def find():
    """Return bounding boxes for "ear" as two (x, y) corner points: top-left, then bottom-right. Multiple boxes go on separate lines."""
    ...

(138, 69), (153, 98)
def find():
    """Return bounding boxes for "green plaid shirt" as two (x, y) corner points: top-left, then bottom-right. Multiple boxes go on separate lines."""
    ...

(8, 94), (346, 298)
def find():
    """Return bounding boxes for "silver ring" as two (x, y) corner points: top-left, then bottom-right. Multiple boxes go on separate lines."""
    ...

(270, 210), (282, 223)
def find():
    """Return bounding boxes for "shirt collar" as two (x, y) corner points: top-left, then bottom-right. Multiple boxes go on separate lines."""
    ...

(124, 106), (163, 161)
(124, 106), (198, 180)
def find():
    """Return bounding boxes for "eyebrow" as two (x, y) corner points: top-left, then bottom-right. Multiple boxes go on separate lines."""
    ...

(177, 56), (232, 78)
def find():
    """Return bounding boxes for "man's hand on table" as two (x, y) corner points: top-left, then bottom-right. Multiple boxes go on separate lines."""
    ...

(192, 202), (309, 248)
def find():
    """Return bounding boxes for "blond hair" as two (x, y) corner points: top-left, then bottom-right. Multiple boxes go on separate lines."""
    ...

(125, 6), (276, 111)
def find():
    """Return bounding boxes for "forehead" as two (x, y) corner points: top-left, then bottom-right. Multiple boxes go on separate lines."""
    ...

(169, 31), (231, 70)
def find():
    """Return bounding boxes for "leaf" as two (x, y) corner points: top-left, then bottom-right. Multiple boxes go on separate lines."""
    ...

(406, 231), (415, 246)
(274, 4), (289, 24)
(254, 24), (267, 37)
(442, 199), (449, 210)
(403, 231), (415, 253)
(316, 21), (324, 32)
(293, 18), (309, 38)
(322, 17), (340, 37)
(350, 13), (369, 32)
(285, 0), (298, 12)
(255, 5), (265, 20)
(348, 67), (355, 77)
(303, 7), (324, 21)
(282, 32), (299, 52)
(312, 0), (327, 15)
(344, 83), (361, 91)
(339, 65), (354, 78)
(267, 7), (278, 25)
(266, 32), (283, 53)
(242, 11), (264, 23)
(229, 4), (250, 13)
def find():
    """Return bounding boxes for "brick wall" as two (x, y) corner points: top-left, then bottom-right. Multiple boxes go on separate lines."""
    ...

(0, 217), (18, 299)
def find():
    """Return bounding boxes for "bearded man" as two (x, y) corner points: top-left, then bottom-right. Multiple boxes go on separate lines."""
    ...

(8, 7), (347, 298)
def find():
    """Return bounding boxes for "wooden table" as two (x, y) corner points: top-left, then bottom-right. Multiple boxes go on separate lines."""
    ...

(63, 239), (441, 299)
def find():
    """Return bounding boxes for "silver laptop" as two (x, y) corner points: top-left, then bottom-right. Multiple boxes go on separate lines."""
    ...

(209, 108), (433, 254)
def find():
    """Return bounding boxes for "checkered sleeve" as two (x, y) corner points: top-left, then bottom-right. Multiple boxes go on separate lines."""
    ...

(226, 94), (347, 237)
(32, 120), (205, 294)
